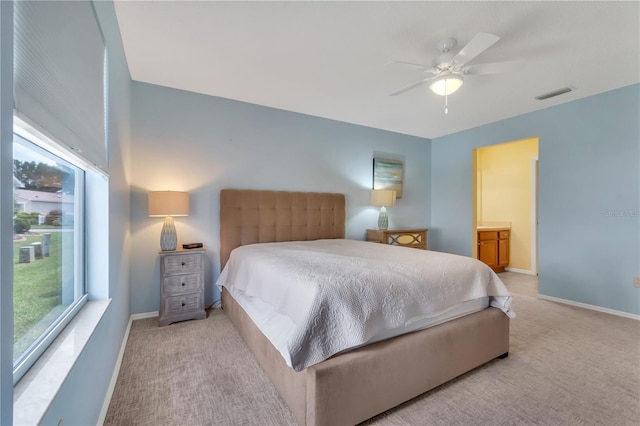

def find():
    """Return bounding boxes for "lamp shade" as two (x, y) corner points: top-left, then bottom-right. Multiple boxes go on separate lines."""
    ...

(148, 191), (189, 217)
(429, 74), (464, 96)
(371, 189), (397, 207)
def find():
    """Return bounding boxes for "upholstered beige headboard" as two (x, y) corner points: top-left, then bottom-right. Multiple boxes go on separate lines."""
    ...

(219, 189), (346, 268)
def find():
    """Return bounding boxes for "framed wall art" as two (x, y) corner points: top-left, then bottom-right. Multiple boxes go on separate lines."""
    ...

(373, 158), (403, 198)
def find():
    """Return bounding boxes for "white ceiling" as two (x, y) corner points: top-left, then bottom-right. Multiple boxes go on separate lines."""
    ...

(113, 1), (640, 139)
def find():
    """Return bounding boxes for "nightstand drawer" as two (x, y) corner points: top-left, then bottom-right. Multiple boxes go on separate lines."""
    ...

(162, 293), (203, 317)
(163, 253), (202, 275)
(163, 273), (203, 296)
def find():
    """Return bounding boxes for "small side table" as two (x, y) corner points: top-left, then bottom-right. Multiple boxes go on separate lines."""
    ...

(366, 228), (428, 250)
(158, 248), (207, 327)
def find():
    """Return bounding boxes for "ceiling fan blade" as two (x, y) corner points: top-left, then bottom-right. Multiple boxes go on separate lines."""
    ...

(451, 32), (500, 67)
(463, 60), (519, 75)
(389, 77), (432, 96)
(390, 60), (432, 70)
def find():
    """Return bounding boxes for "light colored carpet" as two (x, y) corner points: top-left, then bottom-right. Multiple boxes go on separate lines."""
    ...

(105, 272), (640, 425)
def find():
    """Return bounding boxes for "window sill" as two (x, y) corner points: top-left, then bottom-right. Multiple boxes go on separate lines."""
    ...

(13, 299), (111, 425)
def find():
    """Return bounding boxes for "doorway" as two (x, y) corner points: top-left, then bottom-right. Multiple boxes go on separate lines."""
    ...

(472, 137), (539, 275)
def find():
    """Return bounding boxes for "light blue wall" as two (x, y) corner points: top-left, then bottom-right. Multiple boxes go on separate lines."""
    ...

(130, 82), (431, 314)
(431, 84), (640, 316)
(38, 1), (132, 424)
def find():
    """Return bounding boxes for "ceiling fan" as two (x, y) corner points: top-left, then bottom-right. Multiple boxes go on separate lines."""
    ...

(389, 32), (503, 112)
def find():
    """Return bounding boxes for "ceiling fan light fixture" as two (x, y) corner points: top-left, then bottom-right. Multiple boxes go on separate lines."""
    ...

(429, 74), (464, 96)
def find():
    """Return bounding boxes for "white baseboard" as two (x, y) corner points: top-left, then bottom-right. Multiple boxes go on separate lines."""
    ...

(131, 311), (159, 320)
(97, 316), (133, 425)
(97, 311), (158, 424)
(537, 294), (640, 320)
(504, 267), (537, 276)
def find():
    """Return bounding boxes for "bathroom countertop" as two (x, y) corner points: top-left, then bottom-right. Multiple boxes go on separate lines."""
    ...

(477, 225), (511, 231)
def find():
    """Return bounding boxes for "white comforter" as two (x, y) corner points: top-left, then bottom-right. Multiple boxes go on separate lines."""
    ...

(216, 239), (514, 371)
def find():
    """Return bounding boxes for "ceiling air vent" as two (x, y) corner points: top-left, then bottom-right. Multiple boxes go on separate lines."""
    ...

(535, 87), (573, 101)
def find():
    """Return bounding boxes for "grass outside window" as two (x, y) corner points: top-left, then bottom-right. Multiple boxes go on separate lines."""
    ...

(13, 231), (68, 360)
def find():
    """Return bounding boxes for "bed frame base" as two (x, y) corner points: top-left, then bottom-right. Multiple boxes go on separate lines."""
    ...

(222, 289), (510, 426)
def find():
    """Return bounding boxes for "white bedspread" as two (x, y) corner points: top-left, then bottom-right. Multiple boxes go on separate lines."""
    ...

(216, 239), (514, 371)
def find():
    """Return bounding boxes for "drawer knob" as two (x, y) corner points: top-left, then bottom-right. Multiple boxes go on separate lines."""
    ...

(181, 302), (186, 307)
(181, 262), (186, 266)
(181, 282), (185, 287)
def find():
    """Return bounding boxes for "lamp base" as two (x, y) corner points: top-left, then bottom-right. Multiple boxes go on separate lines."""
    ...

(377, 206), (389, 231)
(160, 216), (178, 251)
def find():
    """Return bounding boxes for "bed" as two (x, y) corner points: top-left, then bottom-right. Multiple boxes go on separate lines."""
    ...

(218, 189), (511, 426)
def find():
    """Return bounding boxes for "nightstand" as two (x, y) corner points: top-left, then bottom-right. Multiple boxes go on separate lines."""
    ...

(366, 228), (428, 250)
(159, 248), (207, 327)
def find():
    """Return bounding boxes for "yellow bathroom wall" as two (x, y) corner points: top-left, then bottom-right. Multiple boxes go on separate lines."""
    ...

(477, 137), (538, 271)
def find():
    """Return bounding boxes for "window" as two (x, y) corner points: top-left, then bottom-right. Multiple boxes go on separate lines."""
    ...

(12, 124), (88, 383)
(12, 0), (108, 383)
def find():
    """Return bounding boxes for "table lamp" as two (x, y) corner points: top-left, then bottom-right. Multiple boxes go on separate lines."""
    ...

(148, 191), (189, 251)
(371, 189), (396, 230)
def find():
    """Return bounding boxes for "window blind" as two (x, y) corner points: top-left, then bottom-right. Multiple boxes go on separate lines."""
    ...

(14, 0), (107, 171)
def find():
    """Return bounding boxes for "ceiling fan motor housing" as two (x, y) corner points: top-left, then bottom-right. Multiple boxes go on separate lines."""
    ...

(434, 38), (457, 68)
(437, 37), (457, 53)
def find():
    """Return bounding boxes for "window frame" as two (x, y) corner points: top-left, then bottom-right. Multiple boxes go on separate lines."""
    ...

(12, 118), (89, 384)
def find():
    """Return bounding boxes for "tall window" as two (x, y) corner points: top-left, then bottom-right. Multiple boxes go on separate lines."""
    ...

(12, 0), (107, 382)
(12, 127), (87, 382)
